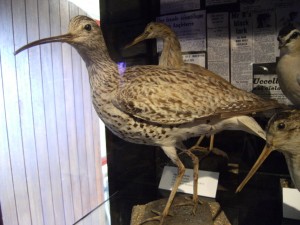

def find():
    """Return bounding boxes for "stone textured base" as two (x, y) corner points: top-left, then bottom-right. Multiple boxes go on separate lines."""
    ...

(131, 195), (231, 225)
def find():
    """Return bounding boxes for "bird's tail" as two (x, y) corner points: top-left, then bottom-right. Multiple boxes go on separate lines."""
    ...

(208, 115), (266, 140)
(236, 115), (266, 140)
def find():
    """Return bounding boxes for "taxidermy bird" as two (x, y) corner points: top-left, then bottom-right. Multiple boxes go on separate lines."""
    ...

(277, 23), (300, 106)
(236, 109), (300, 192)
(126, 22), (267, 151)
(15, 16), (281, 225)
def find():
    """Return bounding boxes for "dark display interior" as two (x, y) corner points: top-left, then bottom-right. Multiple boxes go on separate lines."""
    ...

(98, 0), (300, 224)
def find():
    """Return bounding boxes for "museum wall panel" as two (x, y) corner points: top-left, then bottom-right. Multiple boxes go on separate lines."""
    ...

(0, 0), (104, 225)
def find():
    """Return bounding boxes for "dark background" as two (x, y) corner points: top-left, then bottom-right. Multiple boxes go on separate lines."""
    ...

(99, 0), (298, 224)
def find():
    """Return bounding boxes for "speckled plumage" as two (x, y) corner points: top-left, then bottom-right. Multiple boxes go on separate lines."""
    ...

(236, 109), (300, 192)
(15, 16), (281, 225)
(126, 22), (225, 80)
(277, 24), (300, 105)
(126, 22), (267, 142)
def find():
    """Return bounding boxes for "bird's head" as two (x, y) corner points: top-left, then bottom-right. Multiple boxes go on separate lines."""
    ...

(143, 22), (174, 38)
(266, 110), (300, 154)
(277, 24), (300, 53)
(124, 22), (174, 48)
(15, 15), (103, 55)
(236, 109), (300, 192)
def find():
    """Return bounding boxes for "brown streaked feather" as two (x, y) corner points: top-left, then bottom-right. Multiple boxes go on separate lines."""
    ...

(126, 22), (231, 85)
(113, 65), (280, 125)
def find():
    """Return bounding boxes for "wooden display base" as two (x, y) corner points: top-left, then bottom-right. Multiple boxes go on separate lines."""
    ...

(131, 195), (231, 225)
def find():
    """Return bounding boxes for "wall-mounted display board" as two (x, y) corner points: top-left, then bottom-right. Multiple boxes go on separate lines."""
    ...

(102, 0), (300, 102)
(152, 0), (300, 105)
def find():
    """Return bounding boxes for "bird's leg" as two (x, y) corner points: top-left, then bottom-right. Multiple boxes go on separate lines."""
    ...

(182, 149), (200, 214)
(208, 134), (229, 158)
(187, 134), (217, 156)
(195, 135), (205, 147)
(187, 135), (209, 153)
(190, 134), (228, 159)
(140, 154), (185, 225)
(209, 134), (215, 151)
(174, 143), (203, 213)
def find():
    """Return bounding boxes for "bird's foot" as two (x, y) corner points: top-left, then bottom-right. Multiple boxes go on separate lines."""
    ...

(186, 145), (210, 161)
(173, 196), (202, 215)
(139, 210), (173, 225)
(188, 145), (209, 154)
(210, 147), (228, 159)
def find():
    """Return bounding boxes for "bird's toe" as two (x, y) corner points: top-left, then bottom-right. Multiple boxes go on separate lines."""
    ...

(173, 196), (203, 215)
(139, 210), (172, 225)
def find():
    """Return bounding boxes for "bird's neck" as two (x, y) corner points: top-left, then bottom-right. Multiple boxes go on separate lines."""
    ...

(283, 152), (300, 191)
(282, 40), (300, 56)
(160, 35), (183, 68)
(75, 40), (120, 95)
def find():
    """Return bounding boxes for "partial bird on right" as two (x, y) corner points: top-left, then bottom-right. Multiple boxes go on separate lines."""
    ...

(125, 22), (267, 151)
(276, 23), (300, 106)
(236, 109), (300, 192)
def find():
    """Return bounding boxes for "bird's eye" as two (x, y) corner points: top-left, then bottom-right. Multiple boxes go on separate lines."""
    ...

(290, 31), (300, 40)
(84, 24), (92, 31)
(277, 122), (286, 130)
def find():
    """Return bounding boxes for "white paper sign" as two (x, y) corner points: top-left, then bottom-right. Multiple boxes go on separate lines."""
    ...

(207, 12), (230, 81)
(230, 11), (254, 91)
(159, 166), (219, 198)
(157, 10), (206, 52)
(160, 0), (200, 15)
(182, 52), (206, 67)
(282, 187), (300, 220)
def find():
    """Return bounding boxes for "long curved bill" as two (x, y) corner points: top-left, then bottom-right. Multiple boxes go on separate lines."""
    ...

(14, 33), (73, 55)
(124, 32), (149, 49)
(236, 144), (273, 192)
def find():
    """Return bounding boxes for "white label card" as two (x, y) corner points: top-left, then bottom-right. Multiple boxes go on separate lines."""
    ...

(159, 166), (219, 198)
(282, 187), (300, 220)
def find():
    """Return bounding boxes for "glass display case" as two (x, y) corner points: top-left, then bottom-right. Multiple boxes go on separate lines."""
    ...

(96, 0), (300, 224)
(74, 130), (299, 224)
(1, 0), (300, 225)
